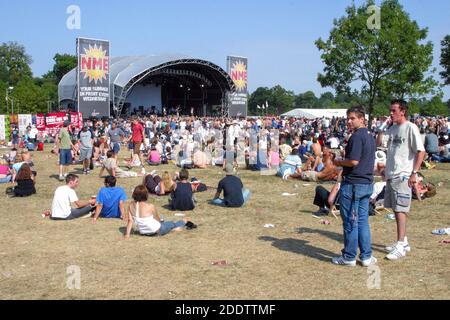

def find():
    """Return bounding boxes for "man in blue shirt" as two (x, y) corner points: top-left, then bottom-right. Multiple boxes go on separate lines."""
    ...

(331, 106), (377, 268)
(92, 176), (127, 222)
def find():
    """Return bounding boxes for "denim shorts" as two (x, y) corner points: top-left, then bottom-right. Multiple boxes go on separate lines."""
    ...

(59, 149), (72, 165)
(112, 143), (121, 154)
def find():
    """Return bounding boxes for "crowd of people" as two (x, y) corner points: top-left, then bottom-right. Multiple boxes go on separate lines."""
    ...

(1, 101), (447, 260)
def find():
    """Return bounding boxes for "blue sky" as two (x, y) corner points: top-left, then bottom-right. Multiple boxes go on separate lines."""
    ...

(1, 0), (449, 100)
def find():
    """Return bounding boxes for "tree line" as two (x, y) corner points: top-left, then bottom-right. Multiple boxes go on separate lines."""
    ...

(0, 1), (449, 118)
(0, 42), (77, 114)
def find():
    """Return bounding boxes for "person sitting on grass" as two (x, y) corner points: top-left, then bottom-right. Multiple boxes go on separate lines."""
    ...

(50, 174), (96, 220)
(99, 150), (145, 178)
(277, 148), (302, 180)
(143, 170), (176, 196)
(193, 147), (208, 169)
(0, 158), (12, 184)
(92, 176), (127, 223)
(211, 163), (251, 208)
(300, 147), (339, 182)
(13, 163), (36, 197)
(313, 171), (342, 216)
(169, 169), (196, 211)
(147, 144), (161, 166)
(123, 185), (197, 239)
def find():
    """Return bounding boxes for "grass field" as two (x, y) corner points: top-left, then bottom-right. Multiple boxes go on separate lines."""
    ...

(0, 147), (449, 300)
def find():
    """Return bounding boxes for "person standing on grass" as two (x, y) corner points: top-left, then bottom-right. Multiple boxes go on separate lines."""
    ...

(78, 124), (94, 175)
(128, 117), (146, 175)
(376, 100), (426, 261)
(331, 106), (377, 267)
(58, 121), (75, 181)
(107, 121), (125, 160)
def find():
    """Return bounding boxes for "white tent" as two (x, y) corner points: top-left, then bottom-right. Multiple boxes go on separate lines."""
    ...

(281, 108), (348, 119)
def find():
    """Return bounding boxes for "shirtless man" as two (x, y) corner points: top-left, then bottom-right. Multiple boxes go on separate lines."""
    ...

(310, 136), (323, 171)
(301, 147), (339, 182)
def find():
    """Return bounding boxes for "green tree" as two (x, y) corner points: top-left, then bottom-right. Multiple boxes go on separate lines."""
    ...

(9, 77), (48, 114)
(441, 35), (450, 85)
(315, 91), (335, 108)
(270, 85), (295, 115)
(421, 96), (448, 116)
(248, 87), (272, 115)
(49, 53), (77, 84)
(315, 0), (437, 126)
(0, 42), (33, 86)
(295, 91), (317, 108)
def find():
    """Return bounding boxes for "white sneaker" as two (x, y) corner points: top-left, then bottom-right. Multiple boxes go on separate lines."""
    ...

(361, 256), (378, 267)
(386, 243), (406, 260)
(282, 172), (291, 180)
(58, 175), (64, 181)
(331, 256), (356, 267)
(385, 237), (411, 253)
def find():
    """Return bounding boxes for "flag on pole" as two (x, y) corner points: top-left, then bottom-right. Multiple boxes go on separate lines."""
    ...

(257, 105), (261, 109)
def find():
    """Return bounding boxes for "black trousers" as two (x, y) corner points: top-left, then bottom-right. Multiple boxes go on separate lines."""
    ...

(314, 186), (330, 209)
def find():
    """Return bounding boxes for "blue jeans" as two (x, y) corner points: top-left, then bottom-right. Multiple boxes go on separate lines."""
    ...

(212, 188), (251, 207)
(159, 221), (186, 236)
(339, 183), (373, 261)
(0, 176), (12, 184)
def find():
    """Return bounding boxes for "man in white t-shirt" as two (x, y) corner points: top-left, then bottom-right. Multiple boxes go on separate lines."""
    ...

(51, 174), (96, 220)
(376, 99), (426, 261)
(29, 125), (39, 143)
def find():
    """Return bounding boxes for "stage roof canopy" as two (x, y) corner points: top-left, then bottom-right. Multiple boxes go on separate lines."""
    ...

(58, 53), (235, 113)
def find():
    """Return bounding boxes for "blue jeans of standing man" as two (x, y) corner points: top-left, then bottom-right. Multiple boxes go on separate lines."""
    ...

(339, 183), (374, 261)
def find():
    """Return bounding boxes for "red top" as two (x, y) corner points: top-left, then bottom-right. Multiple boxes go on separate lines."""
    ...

(132, 122), (144, 143)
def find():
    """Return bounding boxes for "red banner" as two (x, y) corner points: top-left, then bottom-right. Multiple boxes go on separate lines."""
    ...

(45, 112), (68, 137)
(36, 114), (46, 131)
(70, 112), (83, 129)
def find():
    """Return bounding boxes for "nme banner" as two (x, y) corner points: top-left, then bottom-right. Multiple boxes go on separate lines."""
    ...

(45, 112), (68, 138)
(77, 38), (110, 118)
(227, 56), (248, 118)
